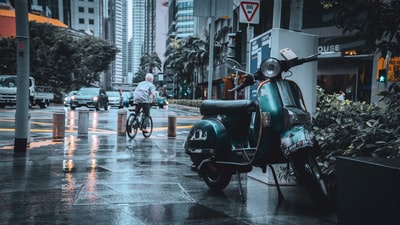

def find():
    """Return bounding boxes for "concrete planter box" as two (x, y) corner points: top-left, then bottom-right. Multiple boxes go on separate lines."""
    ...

(336, 156), (400, 225)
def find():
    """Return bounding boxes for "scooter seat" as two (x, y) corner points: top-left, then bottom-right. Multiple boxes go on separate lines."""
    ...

(200, 100), (257, 115)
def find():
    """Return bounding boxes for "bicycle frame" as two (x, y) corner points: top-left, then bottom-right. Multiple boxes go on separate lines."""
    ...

(126, 104), (153, 139)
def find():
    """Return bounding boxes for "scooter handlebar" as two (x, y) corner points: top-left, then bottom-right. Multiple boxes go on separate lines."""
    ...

(229, 52), (321, 92)
(283, 53), (320, 71)
(228, 74), (255, 93)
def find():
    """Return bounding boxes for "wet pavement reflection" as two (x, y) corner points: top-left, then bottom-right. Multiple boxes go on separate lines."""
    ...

(0, 105), (337, 224)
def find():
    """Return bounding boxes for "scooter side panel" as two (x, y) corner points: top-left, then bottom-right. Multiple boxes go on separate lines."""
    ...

(257, 81), (284, 132)
(184, 117), (230, 158)
(252, 82), (287, 165)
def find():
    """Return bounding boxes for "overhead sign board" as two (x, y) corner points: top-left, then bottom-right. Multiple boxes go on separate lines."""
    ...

(239, 0), (260, 24)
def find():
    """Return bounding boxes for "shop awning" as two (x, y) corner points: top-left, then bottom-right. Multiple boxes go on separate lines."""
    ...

(0, 9), (67, 37)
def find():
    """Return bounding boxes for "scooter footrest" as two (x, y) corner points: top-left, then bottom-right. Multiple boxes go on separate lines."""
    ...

(231, 147), (256, 152)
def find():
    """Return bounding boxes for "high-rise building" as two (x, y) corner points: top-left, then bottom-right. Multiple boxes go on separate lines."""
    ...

(129, 0), (164, 76)
(130, 0), (146, 75)
(70, 0), (103, 37)
(102, 0), (129, 89)
(174, 0), (194, 38)
(155, 0), (168, 66)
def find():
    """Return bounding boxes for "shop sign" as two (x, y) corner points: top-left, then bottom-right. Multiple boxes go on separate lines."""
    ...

(318, 44), (340, 53)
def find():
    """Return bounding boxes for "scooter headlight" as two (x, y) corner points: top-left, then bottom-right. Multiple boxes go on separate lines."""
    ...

(260, 58), (281, 79)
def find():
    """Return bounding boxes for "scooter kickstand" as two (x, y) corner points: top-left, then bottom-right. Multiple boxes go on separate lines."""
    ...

(268, 165), (284, 204)
(236, 170), (245, 202)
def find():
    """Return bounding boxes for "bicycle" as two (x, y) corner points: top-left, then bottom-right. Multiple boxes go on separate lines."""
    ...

(126, 103), (153, 139)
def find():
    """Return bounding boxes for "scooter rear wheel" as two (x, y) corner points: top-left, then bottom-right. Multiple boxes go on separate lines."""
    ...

(290, 152), (330, 209)
(203, 165), (232, 191)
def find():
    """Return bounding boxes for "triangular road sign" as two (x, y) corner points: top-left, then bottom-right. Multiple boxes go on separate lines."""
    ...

(240, 1), (260, 23)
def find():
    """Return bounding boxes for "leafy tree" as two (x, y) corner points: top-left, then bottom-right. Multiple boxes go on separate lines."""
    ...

(0, 22), (118, 98)
(29, 22), (79, 91)
(322, 0), (400, 56)
(0, 37), (16, 74)
(74, 36), (119, 87)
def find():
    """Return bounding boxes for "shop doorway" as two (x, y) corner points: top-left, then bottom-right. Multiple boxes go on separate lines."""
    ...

(317, 74), (357, 101)
(318, 61), (372, 102)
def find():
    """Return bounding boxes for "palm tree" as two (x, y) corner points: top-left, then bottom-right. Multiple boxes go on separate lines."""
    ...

(165, 37), (210, 99)
(185, 37), (209, 99)
(140, 52), (162, 73)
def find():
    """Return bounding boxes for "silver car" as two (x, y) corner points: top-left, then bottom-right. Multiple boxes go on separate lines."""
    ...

(106, 91), (123, 108)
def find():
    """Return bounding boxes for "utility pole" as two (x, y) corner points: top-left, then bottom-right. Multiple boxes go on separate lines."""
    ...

(193, 0), (232, 99)
(207, 12), (215, 100)
(289, 0), (304, 31)
(14, 0), (30, 155)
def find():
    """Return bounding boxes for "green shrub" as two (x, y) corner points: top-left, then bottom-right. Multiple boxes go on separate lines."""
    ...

(169, 99), (202, 107)
(313, 84), (400, 190)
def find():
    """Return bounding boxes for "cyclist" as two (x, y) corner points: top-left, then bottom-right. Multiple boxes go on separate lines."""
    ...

(133, 73), (156, 133)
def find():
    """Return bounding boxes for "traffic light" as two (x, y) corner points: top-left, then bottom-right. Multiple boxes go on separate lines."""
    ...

(228, 33), (238, 62)
(227, 31), (246, 64)
(378, 69), (387, 82)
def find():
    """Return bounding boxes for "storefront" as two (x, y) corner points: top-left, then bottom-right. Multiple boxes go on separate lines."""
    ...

(317, 44), (374, 103)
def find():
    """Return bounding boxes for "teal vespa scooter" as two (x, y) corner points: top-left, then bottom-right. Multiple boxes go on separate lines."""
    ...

(184, 48), (329, 207)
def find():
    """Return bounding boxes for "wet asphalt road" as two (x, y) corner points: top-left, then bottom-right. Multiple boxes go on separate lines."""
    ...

(0, 104), (337, 224)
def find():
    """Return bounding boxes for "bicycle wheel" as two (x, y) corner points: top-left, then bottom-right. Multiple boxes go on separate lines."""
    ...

(126, 113), (138, 139)
(142, 116), (153, 138)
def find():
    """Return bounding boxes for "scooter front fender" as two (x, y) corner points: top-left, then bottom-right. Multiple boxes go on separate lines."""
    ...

(184, 117), (230, 158)
(280, 125), (318, 158)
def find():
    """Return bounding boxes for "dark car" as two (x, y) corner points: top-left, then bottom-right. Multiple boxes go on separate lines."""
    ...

(155, 91), (168, 109)
(121, 91), (134, 107)
(70, 87), (108, 111)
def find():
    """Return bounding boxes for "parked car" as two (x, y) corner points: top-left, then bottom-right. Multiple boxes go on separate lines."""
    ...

(64, 90), (78, 107)
(70, 87), (108, 111)
(106, 91), (123, 108)
(121, 91), (134, 107)
(155, 91), (168, 109)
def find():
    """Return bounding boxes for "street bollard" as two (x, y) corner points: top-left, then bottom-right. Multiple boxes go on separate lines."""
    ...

(168, 112), (177, 138)
(53, 111), (65, 139)
(27, 112), (31, 144)
(78, 109), (89, 136)
(117, 109), (127, 136)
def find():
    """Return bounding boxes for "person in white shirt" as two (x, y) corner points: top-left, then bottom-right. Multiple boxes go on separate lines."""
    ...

(338, 90), (345, 101)
(133, 73), (156, 133)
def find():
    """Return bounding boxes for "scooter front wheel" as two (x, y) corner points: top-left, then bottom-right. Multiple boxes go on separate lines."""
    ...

(203, 164), (232, 191)
(290, 152), (330, 209)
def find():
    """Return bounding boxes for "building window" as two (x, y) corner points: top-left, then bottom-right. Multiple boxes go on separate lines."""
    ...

(78, 7), (84, 13)
(88, 8), (94, 13)
(79, 18), (84, 24)
(88, 0), (93, 2)
(89, 19), (94, 25)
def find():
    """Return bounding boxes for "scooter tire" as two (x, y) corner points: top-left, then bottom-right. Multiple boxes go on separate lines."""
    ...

(203, 166), (232, 191)
(290, 152), (330, 209)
